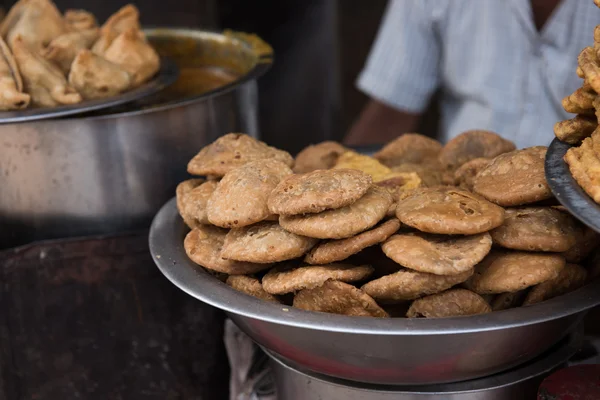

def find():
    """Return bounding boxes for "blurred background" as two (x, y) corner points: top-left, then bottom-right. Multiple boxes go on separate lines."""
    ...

(0, 0), (435, 154)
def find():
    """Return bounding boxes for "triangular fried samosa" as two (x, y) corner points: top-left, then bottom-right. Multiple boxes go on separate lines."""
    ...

(64, 9), (97, 31)
(103, 28), (159, 86)
(68, 49), (131, 99)
(41, 28), (99, 74)
(0, 36), (30, 110)
(2, 0), (66, 50)
(12, 35), (81, 107)
(91, 4), (144, 56)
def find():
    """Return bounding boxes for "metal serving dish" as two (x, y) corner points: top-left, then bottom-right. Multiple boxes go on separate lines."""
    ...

(149, 198), (600, 385)
(0, 28), (272, 249)
(269, 330), (581, 400)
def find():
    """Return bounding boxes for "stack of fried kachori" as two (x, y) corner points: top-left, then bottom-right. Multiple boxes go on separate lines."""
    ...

(176, 131), (598, 319)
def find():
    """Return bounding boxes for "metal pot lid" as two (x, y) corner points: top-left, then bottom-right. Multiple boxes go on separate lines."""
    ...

(0, 56), (179, 125)
(545, 138), (600, 234)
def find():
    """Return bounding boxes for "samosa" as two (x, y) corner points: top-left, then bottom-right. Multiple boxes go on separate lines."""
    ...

(68, 49), (131, 99)
(42, 28), (99, 74)
(64, 9), (97, 31)
(103, 28), (159, 86)
(1, 0), (66, 50)
(0, 36), (30, 110)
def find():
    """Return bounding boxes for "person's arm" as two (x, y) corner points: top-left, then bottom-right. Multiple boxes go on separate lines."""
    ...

(343, 0), (443, 145)
(343, 100), (421, 146)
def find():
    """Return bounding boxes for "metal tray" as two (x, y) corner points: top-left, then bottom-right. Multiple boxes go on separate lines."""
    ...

(149, 198), (600, 385)
(0, 57), (179, 124)
(545, 138), (600, 233)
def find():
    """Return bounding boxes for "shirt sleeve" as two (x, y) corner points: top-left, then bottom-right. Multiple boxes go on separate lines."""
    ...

(357, 0), (441, 113)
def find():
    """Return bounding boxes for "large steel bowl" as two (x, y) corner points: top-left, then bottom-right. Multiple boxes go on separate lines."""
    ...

(149, 198), (600, 385)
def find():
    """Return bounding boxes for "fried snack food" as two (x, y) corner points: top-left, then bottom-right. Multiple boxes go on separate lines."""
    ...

(562, 87), (596, 112)
(361, 268), (473, 303)
(465, 251), (566, 294)
(333, 151), (392, 182)
(473, 146), (553, 206)
(102, 27), (159, 87)
(491, 290), (528, 311)
(176, 178), (204, 228)
(293, 141), (348, 173)
(554, 115), (597, 144)
(523, 263), (587, 305)
(184, 225), (271, 275)
(395, 187), (505, 235)
(391, 163), (444, 187)
(406, 289), (491, 318)
(305, 219), (400, 265)
(68, 49), (132, 99)
(268, 169), (372, 215)
(293, 280), (389, 318)
(176, 179), (217, 228)
(262, 264), (373, 294)
(374, 133), (442, 167)
(221, 221), (318, 263)
(279, 185), (392, 239)
(226, 275), (281, 303)
(381, 232), (492, 276)
(438, 130), (516, 170)
(2, 0), (66, 50)
(64, 9), (98, 31)
(562, 227), (600, 263)
(0, 36), (29, 110)
(41, 29), (99, 75)
(208, 159), (292, 228)
(11, 35), (81, 107)
(187, 133), (294, 177)
(564, 135), (600, 203)
(578, 47), (600, 94)
(453, 158), (490, 191)
(490, 207), (582, 252)
(100, 4), (141, 37)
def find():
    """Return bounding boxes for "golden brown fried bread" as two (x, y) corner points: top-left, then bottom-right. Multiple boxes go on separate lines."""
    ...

(207, 159), (292, 228)
(11, 35), (81, 107)
(226, 275), (281, 303)
(176, 178), (204, 228)
(406, 289), (491, 318)
(564, 135), (600, 204)
(453, 158), (490, 191)
(279, 186), (392, 239)
(305, 219), (400, 265)
(490, 207), (582, 252)
(262, 264), (373, 294)
(293, 141), (348, 173)
(473, 146), (552, 206)
(0, 36), (29, 110)
(268, 169), (372, 215)
(176, 179), (218, 228)
(465, 251), (566, 294)
(293, 280), (389, 317)
(554, 115), (597, 144)
(184, 225), (271, 275)
(395, 187), (505, 235)
(523, 264), (587, 305)
(42, 29), (99, 75)
(361, 269), (473, 303)
(221, 221), (318, 263)
(187, 133), (294, 177)
(381, 232), (492, 276)
(438, 130), (516, 170)
(374, 133), (442, 167)
(68, 49), (132, 99)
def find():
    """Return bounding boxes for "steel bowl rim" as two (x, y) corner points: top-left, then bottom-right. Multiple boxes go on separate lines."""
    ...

(149, 197), (600, 336)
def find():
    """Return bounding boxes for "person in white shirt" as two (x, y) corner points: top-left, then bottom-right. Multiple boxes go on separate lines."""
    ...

(344, 0), (600, 148)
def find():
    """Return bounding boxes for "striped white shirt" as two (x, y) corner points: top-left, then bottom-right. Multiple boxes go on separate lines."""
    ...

(357, 0), (600, 148)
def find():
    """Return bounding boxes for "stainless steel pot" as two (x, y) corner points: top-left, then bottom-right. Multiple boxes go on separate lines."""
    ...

(268, 330), (581, 400)
(148, 198), (600, 385)
(0, 29), (272, 249)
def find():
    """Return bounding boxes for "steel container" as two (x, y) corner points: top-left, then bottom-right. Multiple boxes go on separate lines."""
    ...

(0, 28), (272, 249)
(149, 198), (600, 385)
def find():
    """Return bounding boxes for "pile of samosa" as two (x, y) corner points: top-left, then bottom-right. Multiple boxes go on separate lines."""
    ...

(0, 0), (160, 110)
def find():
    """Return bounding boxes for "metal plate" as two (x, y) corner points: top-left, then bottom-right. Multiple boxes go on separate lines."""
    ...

(0, 57), (179, 124)
(545, 138), (600, 233)
(148, 198), (600, 385)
